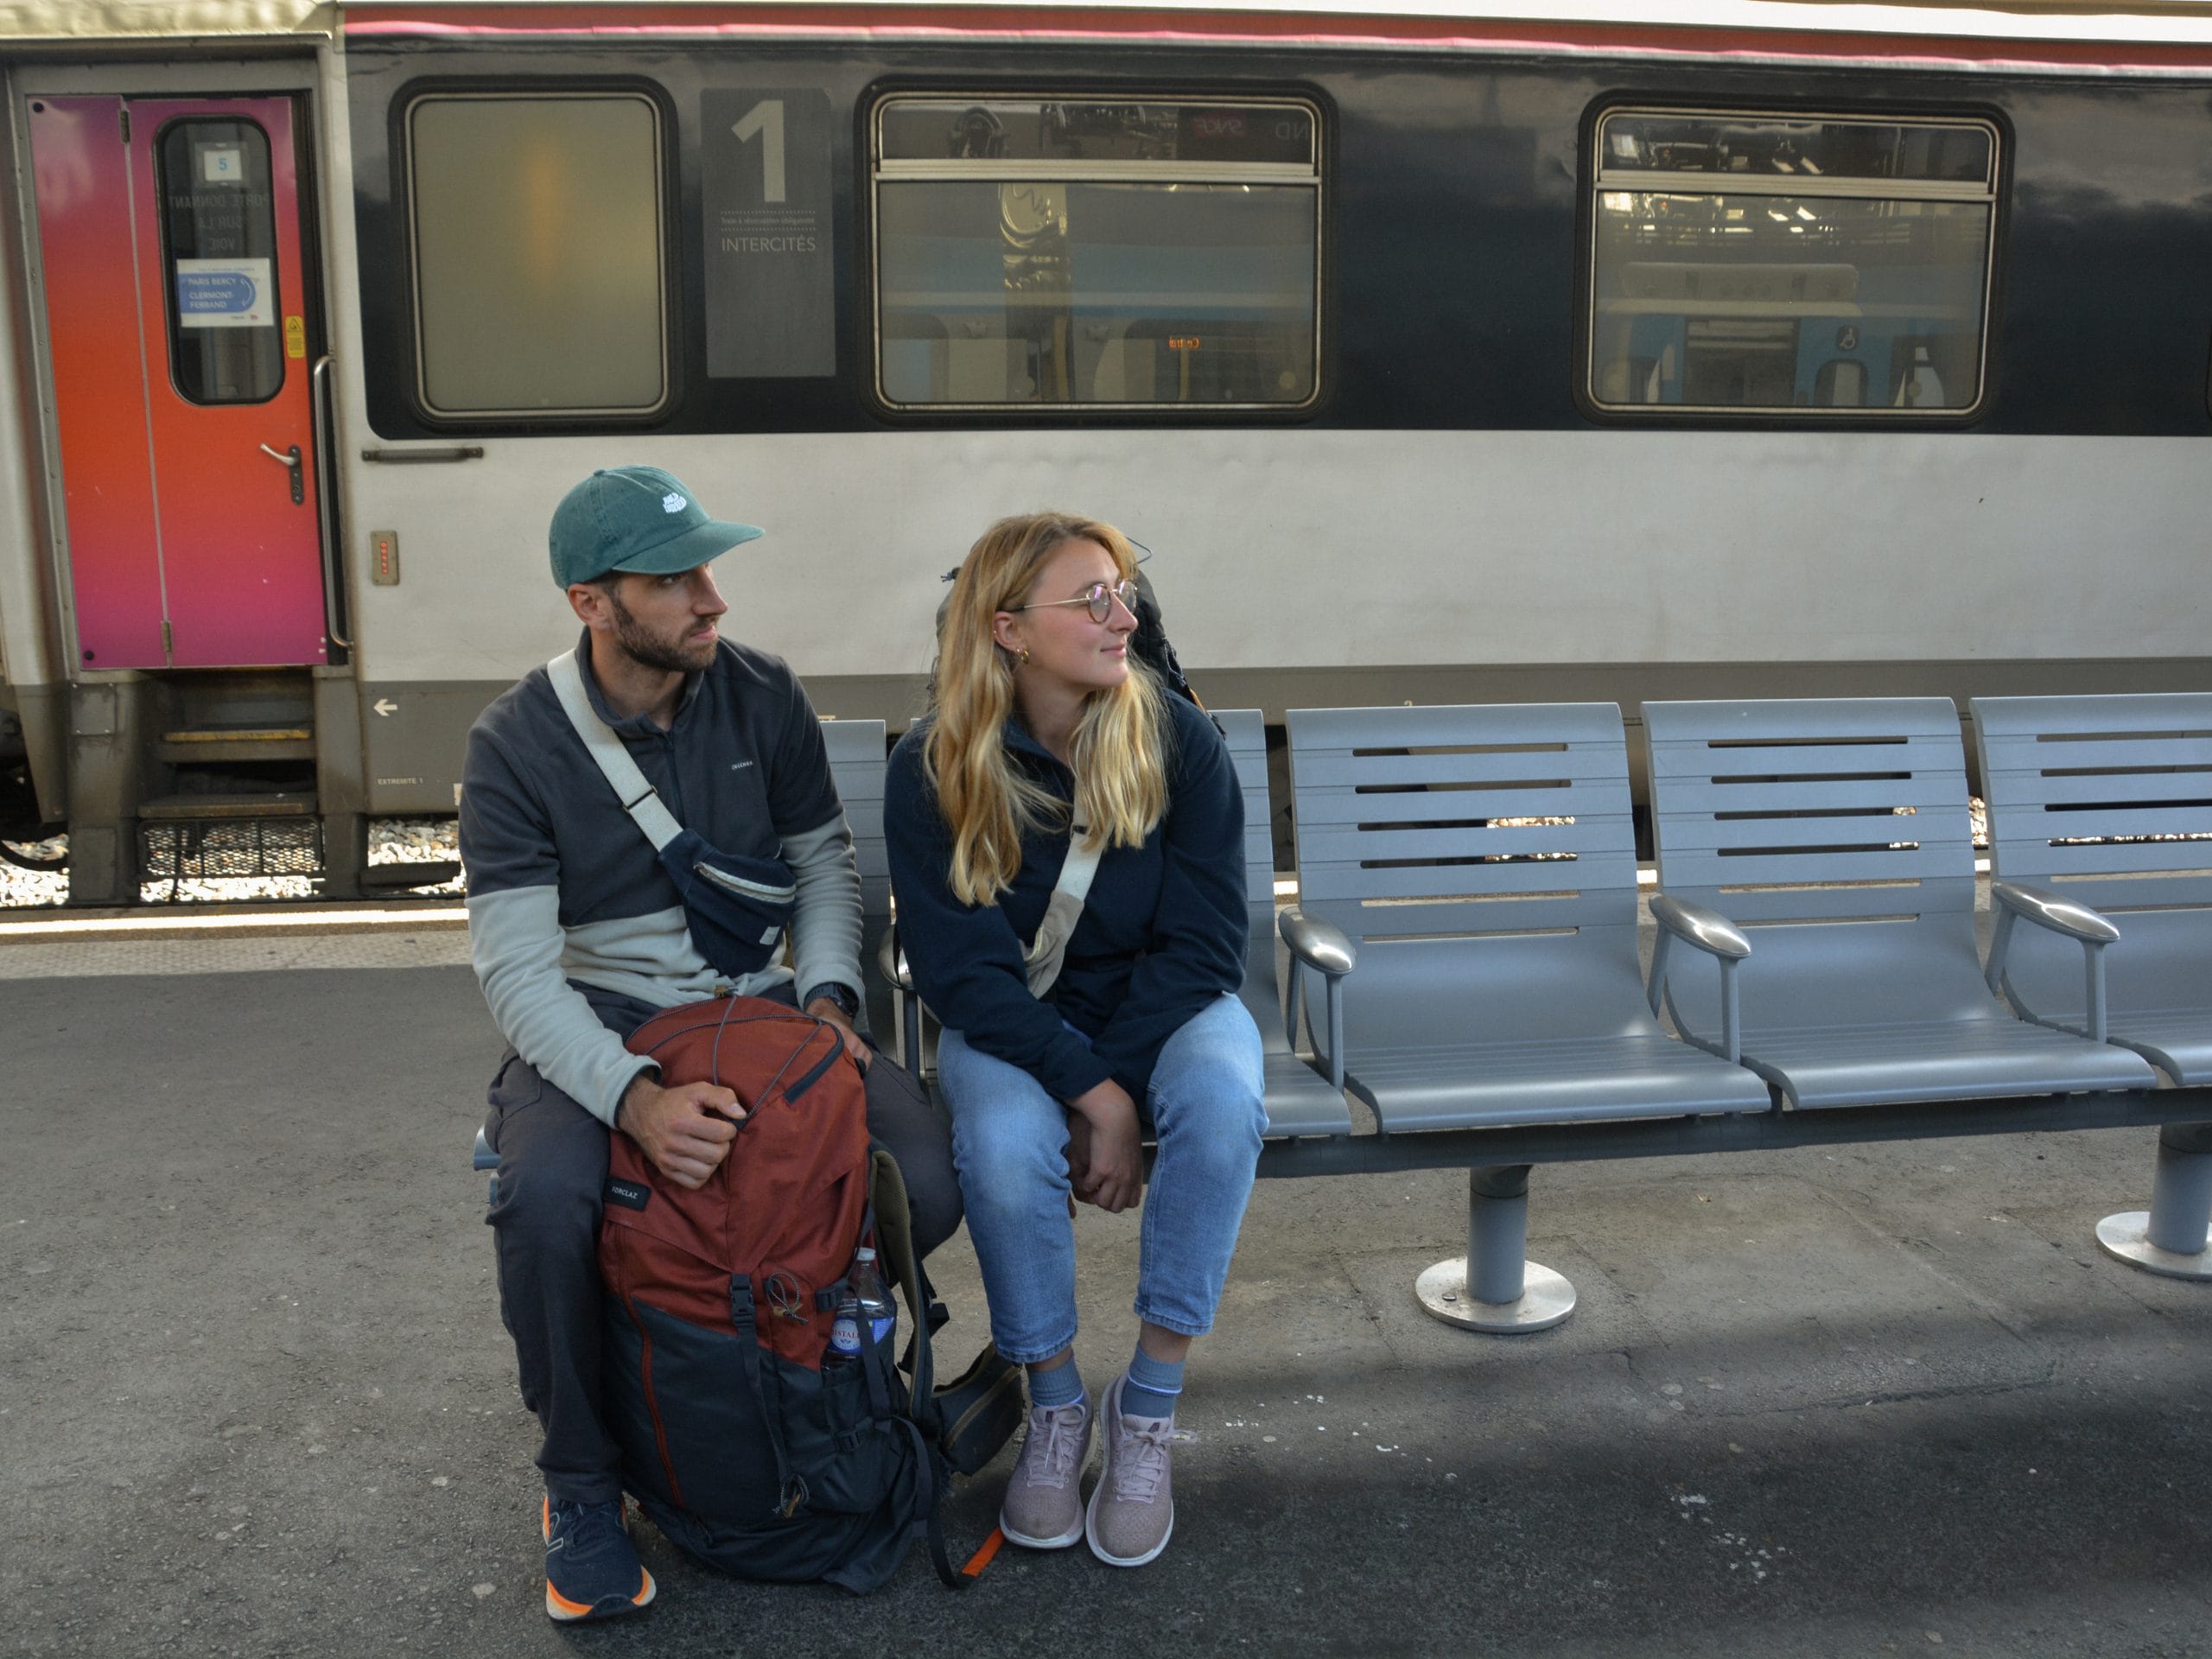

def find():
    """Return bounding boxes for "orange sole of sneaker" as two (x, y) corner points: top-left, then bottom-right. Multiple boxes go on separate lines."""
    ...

(545, 1571), (655, 1623)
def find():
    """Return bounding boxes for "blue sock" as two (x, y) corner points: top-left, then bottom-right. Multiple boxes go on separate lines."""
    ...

(1121, 1348), (1183, 1420)
(1027, 1357), (1084, 1412)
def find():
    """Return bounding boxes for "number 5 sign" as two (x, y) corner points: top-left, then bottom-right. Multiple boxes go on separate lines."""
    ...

(702, 88), (836, 378)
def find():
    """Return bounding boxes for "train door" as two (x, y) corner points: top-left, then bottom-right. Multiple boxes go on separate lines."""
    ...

(26, 93), (325, 671)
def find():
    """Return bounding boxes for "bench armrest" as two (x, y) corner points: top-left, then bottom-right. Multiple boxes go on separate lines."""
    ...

(1985, 881), (2118, 1042)
(876, 925), (924, 1074)
(876, 925), (914, 992)
(1991, 880), (2119, 945)
(1279, 909), (1357, 977)
(1278, 909), (1355, 1090)
(1644, 890), (1747, 1064)
(1649, 893), (1751, 960)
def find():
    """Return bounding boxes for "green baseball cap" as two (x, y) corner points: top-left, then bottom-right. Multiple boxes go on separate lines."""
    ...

(549, 465), (764, 588)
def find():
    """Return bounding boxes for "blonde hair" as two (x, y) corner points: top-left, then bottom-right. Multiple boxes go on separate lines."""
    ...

(925, 512), (1168, 906)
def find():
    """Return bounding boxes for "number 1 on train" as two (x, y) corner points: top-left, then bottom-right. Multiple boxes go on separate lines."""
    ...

(732, 99), (785, 204)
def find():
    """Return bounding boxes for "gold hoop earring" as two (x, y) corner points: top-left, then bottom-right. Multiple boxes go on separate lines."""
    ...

(1017, 647), (1031, 665)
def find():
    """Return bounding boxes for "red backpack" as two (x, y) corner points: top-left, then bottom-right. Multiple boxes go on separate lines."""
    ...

(596, 996), (957, 1592)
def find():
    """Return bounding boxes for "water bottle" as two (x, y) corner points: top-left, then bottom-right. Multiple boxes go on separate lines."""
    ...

(828, 1247), (897, 1359)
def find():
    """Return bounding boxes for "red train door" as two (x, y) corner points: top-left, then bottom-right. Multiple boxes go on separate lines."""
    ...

(29, 94), (326, 671)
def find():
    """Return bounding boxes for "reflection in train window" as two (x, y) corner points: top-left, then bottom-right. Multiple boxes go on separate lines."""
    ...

(872, 97), (1322, 410)
(157, 118), (283, 405)
(406, 92), (667, 418)
(1586, 109), (1999, 416)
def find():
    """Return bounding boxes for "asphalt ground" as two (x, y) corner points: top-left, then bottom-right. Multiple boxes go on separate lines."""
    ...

(3, 932), (2209, 1659)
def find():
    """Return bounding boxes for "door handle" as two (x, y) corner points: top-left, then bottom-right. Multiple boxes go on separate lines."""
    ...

(259, 442), (303, 505)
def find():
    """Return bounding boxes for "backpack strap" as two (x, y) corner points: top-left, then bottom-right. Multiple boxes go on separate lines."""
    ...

(548, 650), (685, 851)
(866, 1151), (967, 1589)
(726, 1278), (809, 1519)
(1023, 823), (1100, 998)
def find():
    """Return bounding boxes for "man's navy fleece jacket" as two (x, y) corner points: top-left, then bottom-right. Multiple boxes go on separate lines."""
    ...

(884, 694), (1246, 1103)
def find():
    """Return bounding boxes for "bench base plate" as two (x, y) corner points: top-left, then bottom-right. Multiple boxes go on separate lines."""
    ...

(2096, 1211), (2212, 1281)
(1415, 1258), (1575, 1332)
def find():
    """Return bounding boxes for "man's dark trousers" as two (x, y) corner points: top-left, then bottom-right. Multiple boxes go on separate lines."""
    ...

(483, 983), (963, 1504)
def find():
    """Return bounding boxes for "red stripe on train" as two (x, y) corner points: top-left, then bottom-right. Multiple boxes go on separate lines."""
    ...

(341, 5), (2212, 73)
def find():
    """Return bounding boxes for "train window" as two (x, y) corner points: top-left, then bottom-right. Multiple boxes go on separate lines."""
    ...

(406, 92), (667, 418)
(156, 119), (283, 405)
(870, 96), (1321, 411)
(1586, 109), (1999, 416)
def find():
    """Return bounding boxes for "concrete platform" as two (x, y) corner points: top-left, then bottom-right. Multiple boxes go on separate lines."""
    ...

(3, 946), (2210, 1658)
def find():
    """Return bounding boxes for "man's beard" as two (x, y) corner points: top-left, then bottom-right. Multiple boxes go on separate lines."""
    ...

(607, 588), (715, 674)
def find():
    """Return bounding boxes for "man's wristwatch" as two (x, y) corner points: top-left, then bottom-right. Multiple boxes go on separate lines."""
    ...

(803, 982), (860, 1020)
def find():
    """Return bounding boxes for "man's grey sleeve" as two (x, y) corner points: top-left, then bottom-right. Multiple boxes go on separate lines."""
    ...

(781, 813), (863, 1009)
(468, 884), (658, 1127)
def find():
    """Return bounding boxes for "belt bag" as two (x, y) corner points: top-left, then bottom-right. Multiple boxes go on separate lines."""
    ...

(550, 651), (797, 980)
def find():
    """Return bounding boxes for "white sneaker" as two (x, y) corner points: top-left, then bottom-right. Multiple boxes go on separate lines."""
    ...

(1085, 1371), (1176, 1567)
(999, 1395), (1094, 1548)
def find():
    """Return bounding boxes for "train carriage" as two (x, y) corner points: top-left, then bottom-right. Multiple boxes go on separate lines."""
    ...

(0, 0), (2207, 903)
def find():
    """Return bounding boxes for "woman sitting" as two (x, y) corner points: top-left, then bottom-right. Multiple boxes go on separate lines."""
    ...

(885, 512), (1265, 1569)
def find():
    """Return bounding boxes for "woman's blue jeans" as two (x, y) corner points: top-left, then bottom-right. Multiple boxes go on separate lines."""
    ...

(936, 992), (1266, 1366)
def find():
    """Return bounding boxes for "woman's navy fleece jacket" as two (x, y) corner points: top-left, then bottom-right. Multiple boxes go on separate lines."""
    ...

(884, 693), (1246, 1103)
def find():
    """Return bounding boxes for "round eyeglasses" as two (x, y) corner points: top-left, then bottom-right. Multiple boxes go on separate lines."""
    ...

(1014, 579), (1139, 625)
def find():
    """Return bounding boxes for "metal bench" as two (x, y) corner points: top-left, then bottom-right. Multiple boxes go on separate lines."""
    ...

(1279, 702), (1770, 1331)
(1642, 696), (2157, 1109)
(1972, 692), (2212, 1278)
(1266, 696), (2207, 1337)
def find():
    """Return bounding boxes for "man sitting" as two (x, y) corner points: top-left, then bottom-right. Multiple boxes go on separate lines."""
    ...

(460, 465), (960, 1622)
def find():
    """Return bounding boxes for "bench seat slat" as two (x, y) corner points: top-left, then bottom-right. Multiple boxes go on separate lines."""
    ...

(1656, 775), (1966, 815)
(1301, 850), (1637, 901)
(1295, 785), (1623, 825)
(1295, 817), (1630, 864)
(1656, 846), (1958, 889)
(1647, 736), (1965, 780)
(1293, 746), (1630, 790)
(1980, 768), (2212, 809)
(1978, 734), (2212, 772)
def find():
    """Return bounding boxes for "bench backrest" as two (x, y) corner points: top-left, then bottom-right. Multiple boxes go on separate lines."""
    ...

(819, 718), (893, 1040)
(1212, 709), (1298, 1055)
(1285, 702), (1644, 1040)
(1644, 698), (1975, 922)
(1972, 693), (2212, 913)
(1643, 698), (1986, 1029)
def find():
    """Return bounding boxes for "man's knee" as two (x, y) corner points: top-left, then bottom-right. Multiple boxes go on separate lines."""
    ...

(486, 1061), (611, 1253)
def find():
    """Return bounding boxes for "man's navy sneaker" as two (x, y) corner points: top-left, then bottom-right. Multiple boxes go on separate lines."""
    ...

(542, 1495), (656, 1623)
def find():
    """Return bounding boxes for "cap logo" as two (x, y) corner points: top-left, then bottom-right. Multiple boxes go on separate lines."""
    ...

(662, 493), (687, 513)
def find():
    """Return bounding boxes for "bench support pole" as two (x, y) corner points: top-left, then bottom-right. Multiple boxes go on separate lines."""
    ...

(1414, 1165), (1576, 1332)
(2097, 1122), (2212, 1281)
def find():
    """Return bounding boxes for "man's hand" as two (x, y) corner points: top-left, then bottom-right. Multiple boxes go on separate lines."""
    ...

(805, 996), (872, 1072)
(1065, 1078), (1142, 1214)
(615, 1073), (742, 1191)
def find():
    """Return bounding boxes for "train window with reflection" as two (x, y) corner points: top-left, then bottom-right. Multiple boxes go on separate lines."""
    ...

(406, 92), (668, 418)
(1586, 109), (1999, 416)
(871, 96), (1322, 411)
(156, 118), (283, 405)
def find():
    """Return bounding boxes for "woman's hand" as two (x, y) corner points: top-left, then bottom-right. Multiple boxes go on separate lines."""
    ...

(1065, 1079), (1143, 1213)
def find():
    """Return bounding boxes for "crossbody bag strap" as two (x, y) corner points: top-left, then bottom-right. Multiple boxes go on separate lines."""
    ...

(1023, 821), (1100, 998)
(548, 650), (686, 851)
